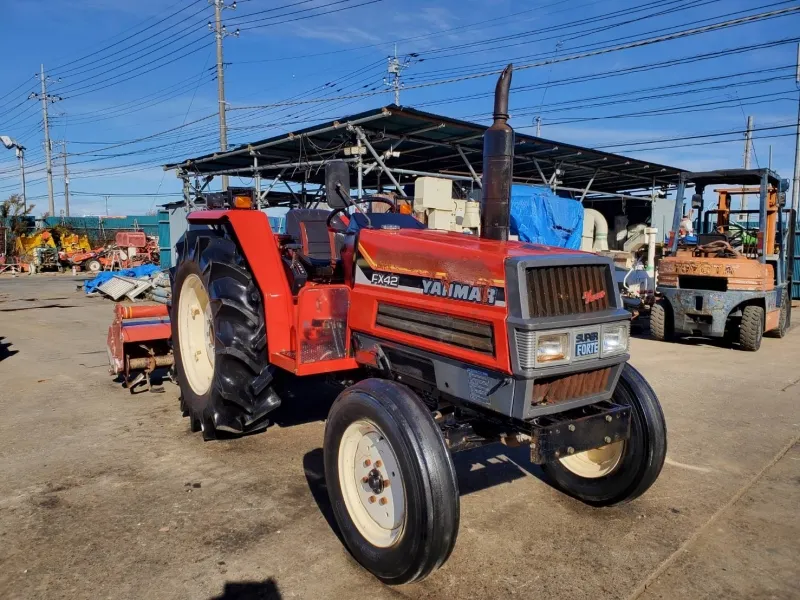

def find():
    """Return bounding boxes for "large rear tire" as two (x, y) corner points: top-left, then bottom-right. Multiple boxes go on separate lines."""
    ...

(542, 363), (667, 507)
(739, 304), (764, 351)
(650, 300), (673, 341)
(323, 379), (459, 584)
(172, 229), (281, 440)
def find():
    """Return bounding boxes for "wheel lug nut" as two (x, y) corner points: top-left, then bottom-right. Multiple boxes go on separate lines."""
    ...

(375, 460), (382, 468)
(567, 446), (575, 455)
(605, 415), (613, 422)
(383, 479), (390, 487)
(604, 436), (612, 444)
(368, 496), (376, 504)
(568, 424), (575, 432)
(361, 476), (368, 484)
(379, 498), (388, 506)
(363, 459), (371, 467)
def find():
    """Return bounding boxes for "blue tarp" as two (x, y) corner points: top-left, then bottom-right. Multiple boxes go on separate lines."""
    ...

(83, 264), (161, 295)
(510, 185), (584, 249)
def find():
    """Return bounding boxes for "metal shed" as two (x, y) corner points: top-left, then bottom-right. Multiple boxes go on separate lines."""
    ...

(165, 106), (684, 207)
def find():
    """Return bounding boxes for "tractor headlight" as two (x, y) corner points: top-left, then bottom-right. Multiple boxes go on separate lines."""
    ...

(602, 323), (629, 357)
(536, 332), (570, 364)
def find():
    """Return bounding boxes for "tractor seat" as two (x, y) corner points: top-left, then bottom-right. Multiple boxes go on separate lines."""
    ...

(284, 209), (344, 262)
(283, 209), (346, 285)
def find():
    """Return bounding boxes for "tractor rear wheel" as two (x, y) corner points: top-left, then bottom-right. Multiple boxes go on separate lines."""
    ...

(324, 379), (459, 584)
(739, 304), (764, 351)
(650, 300), (673, 341)
(542, 363), (667, 507)
(172, 229), (281, 440)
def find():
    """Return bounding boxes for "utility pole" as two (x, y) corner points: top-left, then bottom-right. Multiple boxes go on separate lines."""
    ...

(59, 141), (70, 217)
(385, 45), (418, 106)
(534, 116), (542, 137)
(792, 42), (800, 214)
(742, 115), (754, 211)
(105, 195), (109, 217)
(210, 0), (238, 191)
(29, 65), (61, 217)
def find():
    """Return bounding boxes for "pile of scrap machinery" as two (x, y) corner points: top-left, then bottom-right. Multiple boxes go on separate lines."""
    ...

(8, 229), (159, 273)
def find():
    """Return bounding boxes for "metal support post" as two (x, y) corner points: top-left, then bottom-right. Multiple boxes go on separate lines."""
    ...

(18, 147), (27, 211)
(758, 170), (768, 262)
(211, 0), (238, 192)
(670, 177), (686, 254)
(456, 145), (481, 188)
(357, 136), (363, 199)
(578, 169), (599, 203)
(531, 158), (549, 186)
(351, 126), (407, 197)
(253, 154), (261, 209)
(61, 141), (70, 216)
(31, 65), (60, 216)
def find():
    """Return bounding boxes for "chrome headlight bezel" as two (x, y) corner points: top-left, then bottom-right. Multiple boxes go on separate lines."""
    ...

(534, 331), (571, 366)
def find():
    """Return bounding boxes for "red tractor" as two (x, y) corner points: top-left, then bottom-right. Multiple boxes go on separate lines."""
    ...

(171, 66), (666, 584)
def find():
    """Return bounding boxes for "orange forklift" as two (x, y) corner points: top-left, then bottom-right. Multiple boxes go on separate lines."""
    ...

(653, 169), (794, 350)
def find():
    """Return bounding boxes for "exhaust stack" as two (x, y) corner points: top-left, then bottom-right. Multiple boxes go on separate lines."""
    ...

(480, 63), (514, 241)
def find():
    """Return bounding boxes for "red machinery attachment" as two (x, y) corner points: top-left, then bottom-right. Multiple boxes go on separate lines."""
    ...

(107, 303), (173, 393)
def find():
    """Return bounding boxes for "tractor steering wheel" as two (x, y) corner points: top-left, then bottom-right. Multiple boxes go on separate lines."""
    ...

(326, 197), (398, 230)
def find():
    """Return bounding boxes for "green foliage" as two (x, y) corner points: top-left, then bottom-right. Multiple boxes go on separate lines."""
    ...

(1, 194), (35, 237)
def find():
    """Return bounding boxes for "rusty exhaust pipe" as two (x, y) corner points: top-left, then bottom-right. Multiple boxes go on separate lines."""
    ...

(480, 63), (514, 241)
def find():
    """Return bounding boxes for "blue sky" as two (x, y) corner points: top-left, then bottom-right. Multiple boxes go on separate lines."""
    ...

(1, 0), (799, 216)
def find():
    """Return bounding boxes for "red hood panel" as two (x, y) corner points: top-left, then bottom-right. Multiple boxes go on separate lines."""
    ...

(358, 228), (588, 285)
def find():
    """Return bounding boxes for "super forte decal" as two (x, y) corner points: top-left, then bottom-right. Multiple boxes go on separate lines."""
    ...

(356, 262), (505, 306)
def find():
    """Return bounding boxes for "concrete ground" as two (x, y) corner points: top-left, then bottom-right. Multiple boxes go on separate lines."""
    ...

(0, 274), (798, 600)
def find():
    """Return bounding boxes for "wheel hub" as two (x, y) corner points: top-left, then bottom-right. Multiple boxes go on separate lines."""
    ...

(338, 420), (406, 547)
(366, 468), (385, 494)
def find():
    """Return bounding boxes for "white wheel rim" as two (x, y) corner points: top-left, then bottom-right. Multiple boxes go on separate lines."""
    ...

(338, 419), (406, 548)
(178, 273), (215, 396)
(558, 441), (625, 479)
(89, 261), (100, 272)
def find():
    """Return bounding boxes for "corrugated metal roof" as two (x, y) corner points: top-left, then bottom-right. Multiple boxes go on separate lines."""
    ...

(165, 106), (684, 195)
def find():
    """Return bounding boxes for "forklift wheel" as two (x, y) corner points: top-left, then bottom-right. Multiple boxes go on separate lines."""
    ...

(650, 300), (673, 341)
(172, 230), (281, 440)
(542, 363), (667, 507)
(323, 379), (459, 585)
(739, 304), (764, 351)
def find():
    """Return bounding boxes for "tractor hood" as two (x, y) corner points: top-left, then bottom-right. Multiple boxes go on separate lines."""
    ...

(356, 227), (587, 290)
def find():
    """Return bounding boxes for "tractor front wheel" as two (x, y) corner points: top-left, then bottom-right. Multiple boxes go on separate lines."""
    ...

(542, 363), (667, 507)
(323, 379), (459, 585)
(172, 230), (281, 440)
(85, 259), (102, 273)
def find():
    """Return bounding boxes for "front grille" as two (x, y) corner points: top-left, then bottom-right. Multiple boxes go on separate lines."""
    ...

(527, 265), (611, 318)
(532, 367), (612, 405)
(376, 303), (494, 354)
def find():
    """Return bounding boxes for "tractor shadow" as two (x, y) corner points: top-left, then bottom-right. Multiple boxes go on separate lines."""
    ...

(302, 443), (547, 542)
(209, 577), (282, 599)
(0, 337), (18, 362)
(270, 375), (339, 428)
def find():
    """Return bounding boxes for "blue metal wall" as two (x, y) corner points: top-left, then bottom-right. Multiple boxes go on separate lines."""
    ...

(793, 230), (800, 300)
